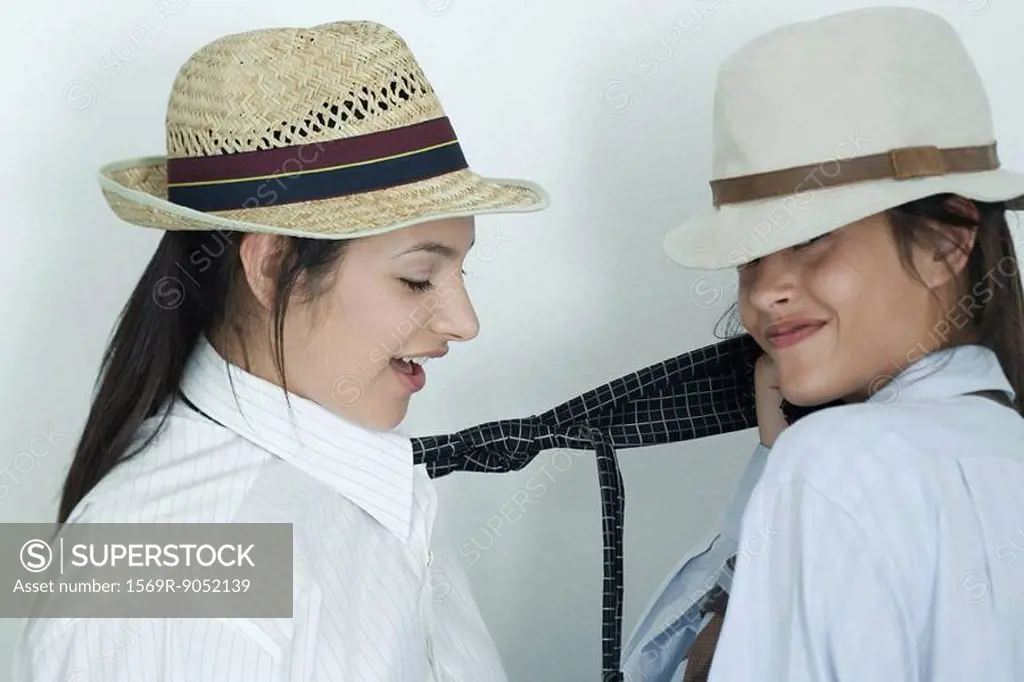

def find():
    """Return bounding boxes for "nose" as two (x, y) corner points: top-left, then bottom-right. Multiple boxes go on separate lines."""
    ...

(745, 251), (799, 313)
(430, 275), (480, 342)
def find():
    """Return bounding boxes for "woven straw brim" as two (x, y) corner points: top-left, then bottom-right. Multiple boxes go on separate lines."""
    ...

(98, 156), (549, 238)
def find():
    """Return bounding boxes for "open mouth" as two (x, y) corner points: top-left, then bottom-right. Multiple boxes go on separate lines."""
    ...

(390, 356), (428, 392)
(391, 356), (425, 374)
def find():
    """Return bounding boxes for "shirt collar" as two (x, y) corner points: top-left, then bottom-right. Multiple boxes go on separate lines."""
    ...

(870, 343), (1015, 405)
(722, 442), (770, 545)
(179, 334), (416, 541)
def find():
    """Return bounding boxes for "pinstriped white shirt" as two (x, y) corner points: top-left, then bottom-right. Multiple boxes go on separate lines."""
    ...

(14, 335), (507, 681)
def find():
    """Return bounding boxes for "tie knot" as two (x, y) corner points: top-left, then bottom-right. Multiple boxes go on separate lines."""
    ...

(488, 418), (554, 468)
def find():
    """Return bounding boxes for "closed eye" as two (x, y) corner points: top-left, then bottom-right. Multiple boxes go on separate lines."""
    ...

(792, 234), (828, 250)
(739, 236), (825, 272)
(400, 269), (469, 292)
(400, 278), (433, 293)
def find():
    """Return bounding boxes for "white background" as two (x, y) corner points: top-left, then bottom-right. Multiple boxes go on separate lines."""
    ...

(2, 0), (1022, 679)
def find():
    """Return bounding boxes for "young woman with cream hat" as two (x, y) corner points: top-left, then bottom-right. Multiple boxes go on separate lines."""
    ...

(15, 20), (547, 682)
(624, 7), (1024, 682)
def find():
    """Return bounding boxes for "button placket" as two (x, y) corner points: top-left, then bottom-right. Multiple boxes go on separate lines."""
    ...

(417, 476), (441, 676)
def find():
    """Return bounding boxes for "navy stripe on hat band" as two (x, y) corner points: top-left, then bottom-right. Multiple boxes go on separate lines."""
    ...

(166, 142), (469, 212)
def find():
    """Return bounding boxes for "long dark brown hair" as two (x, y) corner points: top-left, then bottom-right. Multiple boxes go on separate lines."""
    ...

(58, 230), (347, 523)
(887, 193), (1023, 413)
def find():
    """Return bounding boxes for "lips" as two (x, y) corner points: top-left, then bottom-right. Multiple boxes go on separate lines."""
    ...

(390, 357), (426, 393)
(765, 320), (827, 349)
(387, 348), (448, 393)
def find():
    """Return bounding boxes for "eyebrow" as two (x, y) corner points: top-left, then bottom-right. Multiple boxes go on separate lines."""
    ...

(394, 238), (475, 259)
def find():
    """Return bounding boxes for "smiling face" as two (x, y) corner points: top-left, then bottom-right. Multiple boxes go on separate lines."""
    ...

(737, 211), (976, 405)
(235, 217), (480, 431)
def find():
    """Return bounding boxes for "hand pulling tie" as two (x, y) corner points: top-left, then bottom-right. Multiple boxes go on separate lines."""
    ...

(410, 334), (837, 681)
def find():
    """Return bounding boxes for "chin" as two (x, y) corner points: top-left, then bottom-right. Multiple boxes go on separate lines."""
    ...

(363, 409), (407, 432)
(337, 398), (409, 432)
(379, 397), (413, 431)
(780, 387), (817, 407)
(779, 371), (843, 407)
(382, 411), (407, 431)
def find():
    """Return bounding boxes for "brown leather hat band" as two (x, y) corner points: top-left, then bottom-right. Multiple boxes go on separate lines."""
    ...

(709, 142), (999, 207)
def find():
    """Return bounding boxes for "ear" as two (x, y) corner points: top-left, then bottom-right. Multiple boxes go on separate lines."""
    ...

(933, 196), (980, 282)
(943, 195), (981, 223)
(238, 233), (286, 310)
(914, 221), (978, 290)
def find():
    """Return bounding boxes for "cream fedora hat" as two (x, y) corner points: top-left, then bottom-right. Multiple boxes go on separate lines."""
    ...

(663, 6), (1024, 271)
(98, 21), (549, 238)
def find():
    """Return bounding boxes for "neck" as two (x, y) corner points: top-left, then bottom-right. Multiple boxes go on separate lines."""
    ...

(208, 325), (283, 388)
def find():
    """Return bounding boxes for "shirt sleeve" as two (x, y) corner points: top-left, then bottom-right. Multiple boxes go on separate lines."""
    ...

(706, 470), (922, 682)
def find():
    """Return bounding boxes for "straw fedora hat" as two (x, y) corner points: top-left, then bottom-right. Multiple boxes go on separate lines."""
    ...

(98, 21), (549, 238)
(663, 6), (1024, 271)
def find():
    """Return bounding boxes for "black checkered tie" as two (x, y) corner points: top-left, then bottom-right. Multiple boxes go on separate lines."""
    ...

(410, 333), (831, 681)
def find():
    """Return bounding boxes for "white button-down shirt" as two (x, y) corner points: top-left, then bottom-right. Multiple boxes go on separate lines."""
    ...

(626, 344), (1024, 682)
(14, 336), (507, 682)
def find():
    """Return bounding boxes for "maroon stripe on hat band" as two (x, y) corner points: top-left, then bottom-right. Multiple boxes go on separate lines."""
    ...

(166, 117), (460, 186)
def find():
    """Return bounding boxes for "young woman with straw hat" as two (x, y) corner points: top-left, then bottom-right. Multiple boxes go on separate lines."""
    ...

(623, 7), (1024, 682)
(15, 20), (547, 682)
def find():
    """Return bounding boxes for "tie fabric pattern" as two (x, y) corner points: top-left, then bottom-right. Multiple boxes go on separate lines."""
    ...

(410, 333), (833, 681)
